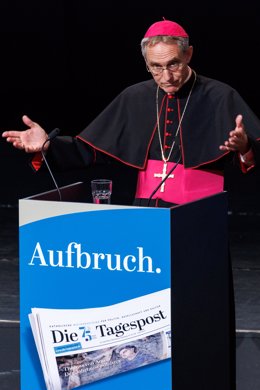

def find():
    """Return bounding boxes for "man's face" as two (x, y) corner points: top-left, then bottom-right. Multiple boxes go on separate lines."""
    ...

(146, 42), (193, 94)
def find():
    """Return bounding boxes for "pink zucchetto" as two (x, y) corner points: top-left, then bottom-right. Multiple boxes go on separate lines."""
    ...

(144, 20), (189, 38)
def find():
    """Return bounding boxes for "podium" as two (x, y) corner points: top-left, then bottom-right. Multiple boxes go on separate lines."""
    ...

(19, 183), (233, 390)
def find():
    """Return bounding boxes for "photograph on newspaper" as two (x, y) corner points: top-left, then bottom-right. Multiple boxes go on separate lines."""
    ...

(57, 331), (171, 390)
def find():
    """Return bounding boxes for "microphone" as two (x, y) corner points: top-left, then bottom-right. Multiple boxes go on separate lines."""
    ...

(147, 151), (182, 207)
(41, 128), (62, 201)
(47, 127), (61, 141)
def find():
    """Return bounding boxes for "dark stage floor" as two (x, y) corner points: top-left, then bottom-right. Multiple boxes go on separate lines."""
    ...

(0, 206), (260, 390)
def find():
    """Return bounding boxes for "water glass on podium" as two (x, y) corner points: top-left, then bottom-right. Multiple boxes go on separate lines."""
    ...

(91, 179), (112, 204)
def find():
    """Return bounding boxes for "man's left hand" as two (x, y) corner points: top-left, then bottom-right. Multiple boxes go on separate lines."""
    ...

(219, 114), (249, 155)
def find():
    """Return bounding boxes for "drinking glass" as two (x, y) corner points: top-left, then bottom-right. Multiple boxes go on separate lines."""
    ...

(91, 179), (112, 204)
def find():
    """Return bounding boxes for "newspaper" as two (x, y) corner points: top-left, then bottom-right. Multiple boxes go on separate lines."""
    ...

(29, 288), (171, 390)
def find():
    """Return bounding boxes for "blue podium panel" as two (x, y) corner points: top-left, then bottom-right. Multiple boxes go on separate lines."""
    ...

(19, 201), (171, 390)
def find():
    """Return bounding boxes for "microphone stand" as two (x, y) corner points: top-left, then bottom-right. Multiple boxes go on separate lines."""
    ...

(40, 128), (62, 201)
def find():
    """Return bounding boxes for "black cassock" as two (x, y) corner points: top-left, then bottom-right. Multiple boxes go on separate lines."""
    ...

(46, 71), (260, 206)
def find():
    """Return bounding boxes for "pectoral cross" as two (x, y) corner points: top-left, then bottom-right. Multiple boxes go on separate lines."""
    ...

(154, 163), (174, 192)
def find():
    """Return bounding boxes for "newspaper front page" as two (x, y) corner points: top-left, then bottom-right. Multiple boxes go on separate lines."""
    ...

(29, 288), (171, 390)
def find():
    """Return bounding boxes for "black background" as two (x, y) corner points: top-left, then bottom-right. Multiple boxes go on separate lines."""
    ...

(1, 1), (260, 210)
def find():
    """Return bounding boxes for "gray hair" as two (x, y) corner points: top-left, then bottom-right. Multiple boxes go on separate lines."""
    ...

(140, 35), (190, 59)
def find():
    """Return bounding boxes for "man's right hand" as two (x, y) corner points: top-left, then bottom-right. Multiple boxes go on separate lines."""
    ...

(2, 115), (49, 153)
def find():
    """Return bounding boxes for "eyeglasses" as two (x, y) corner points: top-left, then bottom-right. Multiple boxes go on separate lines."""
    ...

(148, 61), (183, 76)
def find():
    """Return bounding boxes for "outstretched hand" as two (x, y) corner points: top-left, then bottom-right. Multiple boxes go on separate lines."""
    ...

(219, 114), (249, 155)
(2, 115), (48, 153)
